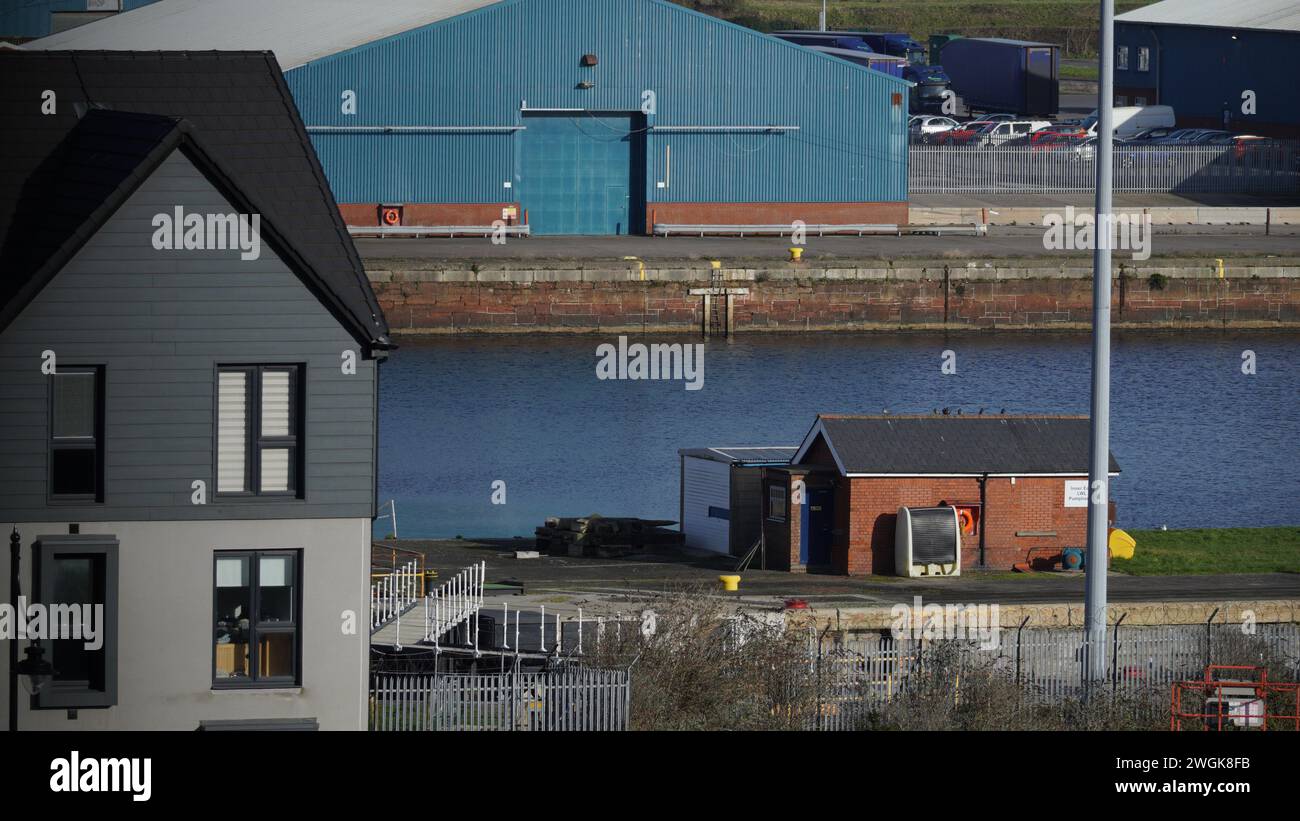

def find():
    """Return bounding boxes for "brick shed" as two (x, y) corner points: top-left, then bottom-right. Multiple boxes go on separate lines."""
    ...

(760, 414), (1120, 575)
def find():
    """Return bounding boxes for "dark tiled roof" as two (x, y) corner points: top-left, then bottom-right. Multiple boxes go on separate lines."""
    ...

(0, 50), (390, 350)
(807, 414), (1121, 475)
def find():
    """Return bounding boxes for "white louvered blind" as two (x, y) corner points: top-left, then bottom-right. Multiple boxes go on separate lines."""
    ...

(260, 448), (290, 493)
(261, 370), (291, 436)
(217, 371), (248, 493)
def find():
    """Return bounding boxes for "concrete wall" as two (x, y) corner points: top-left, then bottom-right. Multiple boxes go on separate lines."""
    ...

(369, 263), (1300, 333)
(0, 518), (370, 731)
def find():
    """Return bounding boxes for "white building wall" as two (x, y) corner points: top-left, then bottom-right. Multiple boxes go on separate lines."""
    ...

(681, 456), (731, 554)
(1, 517), (370, 730)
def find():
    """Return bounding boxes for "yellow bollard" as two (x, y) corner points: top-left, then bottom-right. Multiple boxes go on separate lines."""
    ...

(710, 260), (722, 269)
(1215, 258), (1225, 279)
(719, 574), (741, 592)
(789, 247), (803, 261)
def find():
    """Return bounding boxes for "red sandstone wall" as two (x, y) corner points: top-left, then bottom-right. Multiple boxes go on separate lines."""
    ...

(646, 202), (909, 233)
(370, 276), (1300, 332)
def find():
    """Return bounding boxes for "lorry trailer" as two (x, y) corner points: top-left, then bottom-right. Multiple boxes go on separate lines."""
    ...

(935, 37), (1060, 117)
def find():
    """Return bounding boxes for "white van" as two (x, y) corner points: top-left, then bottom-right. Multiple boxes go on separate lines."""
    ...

(1082, 105), (1175, 138)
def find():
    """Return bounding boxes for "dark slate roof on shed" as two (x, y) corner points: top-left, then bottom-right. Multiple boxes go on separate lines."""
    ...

(797, 414), (1120, 475)
(0, 50), (390, 350)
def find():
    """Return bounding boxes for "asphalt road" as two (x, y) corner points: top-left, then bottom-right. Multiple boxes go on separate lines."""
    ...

(391, 539), (1300, 608)
(357, 227), (1300, 263)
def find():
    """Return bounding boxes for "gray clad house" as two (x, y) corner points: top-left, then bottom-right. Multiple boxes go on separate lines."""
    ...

(0, 51), (391, 730)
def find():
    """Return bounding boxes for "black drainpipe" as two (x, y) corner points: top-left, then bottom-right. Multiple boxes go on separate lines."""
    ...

(978, 473), (988, 567)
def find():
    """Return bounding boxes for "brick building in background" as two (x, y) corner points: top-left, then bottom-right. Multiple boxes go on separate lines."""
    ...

(761, 415), (1120, 575)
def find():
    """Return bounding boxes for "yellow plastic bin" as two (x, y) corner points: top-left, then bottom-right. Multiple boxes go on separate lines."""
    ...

(1108, 528), (1136, 560)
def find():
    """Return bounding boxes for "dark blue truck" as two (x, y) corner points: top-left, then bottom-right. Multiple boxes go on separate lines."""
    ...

(769, 32), (907, 78)
(934, 37), (1060, 117)
(775, 30), (952, 113)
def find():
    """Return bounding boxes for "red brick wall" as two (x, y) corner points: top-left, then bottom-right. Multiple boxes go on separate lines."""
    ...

(646, 202), (908, 233)
(340, 203), (518, 227)
(842, 476), (1089, 575)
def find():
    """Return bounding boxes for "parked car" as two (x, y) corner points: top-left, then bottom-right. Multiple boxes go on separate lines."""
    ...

(1031, 122), (1087, 143)
(933, 120), (996, 145)
(979, 119), (1053, 147)
(909, 115), (960, 143)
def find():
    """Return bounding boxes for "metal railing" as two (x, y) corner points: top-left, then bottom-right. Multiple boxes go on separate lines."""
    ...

(370, 558), (420, 633)
(424, 561), (486, 647)
(369, 666), (631, 731)
(806, 621), (1300, 730)
(910, 143), (1300, 194)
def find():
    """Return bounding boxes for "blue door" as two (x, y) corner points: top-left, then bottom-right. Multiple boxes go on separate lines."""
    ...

(520, 113), (642, 235)
(800, 488), (835, 567)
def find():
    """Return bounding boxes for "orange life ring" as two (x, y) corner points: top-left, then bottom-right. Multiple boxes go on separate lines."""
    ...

(958, 508), (975, 533)
(381, 207), (401, 226)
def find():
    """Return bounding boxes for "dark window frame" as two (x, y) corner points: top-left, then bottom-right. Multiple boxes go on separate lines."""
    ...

(32, 535), (119, 710)
(214, 364), (305, 499)
(768, 485), (787, 523)
(47, 365), (105, 504)
(211, 548), (303, 690)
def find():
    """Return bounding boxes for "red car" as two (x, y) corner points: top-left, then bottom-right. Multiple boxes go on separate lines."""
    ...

(937, 121), (996, 146)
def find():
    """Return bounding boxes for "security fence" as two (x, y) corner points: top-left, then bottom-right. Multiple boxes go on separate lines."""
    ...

(910, 143), (1300, 194)
(806, 622), (1300, 731)
(369, 666), (630, 731)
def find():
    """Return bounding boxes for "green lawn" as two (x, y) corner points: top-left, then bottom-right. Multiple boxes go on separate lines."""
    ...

(1119, 527), (1300, 575)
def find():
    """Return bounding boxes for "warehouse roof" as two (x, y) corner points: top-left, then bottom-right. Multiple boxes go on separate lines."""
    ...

(1116, 0), (1300, 32)
(0, 51), (390, 349)
(26, 0), (503, 69)
(679, 447), (798, 465)
(793, 414), (1120, 476)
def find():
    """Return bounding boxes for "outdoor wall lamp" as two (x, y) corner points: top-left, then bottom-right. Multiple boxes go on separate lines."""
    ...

(17, 643), (55, 695)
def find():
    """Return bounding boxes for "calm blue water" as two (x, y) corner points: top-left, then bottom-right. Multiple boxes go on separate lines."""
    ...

(375, 332), (1300, 538)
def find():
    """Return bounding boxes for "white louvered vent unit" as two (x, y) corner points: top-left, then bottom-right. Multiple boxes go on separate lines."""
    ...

(895, 506), (962, 577)
(216, 371), (247, 492)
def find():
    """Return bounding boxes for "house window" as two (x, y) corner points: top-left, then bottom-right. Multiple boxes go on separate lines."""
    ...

(768, 486), (787, 522)
(1134, 96), (1148, 106)
(49, 366), (104, 502)
(216, 365), (303, 496)
(1116, 46), (1129, 71)
(1137, 47), (1150, 72)
(707, 506), (730, 521)
(33, 535), (119, 709)
(213, 550), (301, 687)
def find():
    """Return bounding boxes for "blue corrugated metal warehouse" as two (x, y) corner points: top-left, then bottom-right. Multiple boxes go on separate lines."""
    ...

(1114, 0), (1300, 136)
(31, 0), (911, 235)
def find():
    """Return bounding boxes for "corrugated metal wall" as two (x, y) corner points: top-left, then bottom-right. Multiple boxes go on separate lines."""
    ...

(285, 0), (908, 207)
(1115, 23), (1300, 130)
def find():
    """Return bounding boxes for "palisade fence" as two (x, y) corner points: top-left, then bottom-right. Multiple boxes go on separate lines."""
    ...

(909, 143), (1300, 194)
(806, 621), (1300, 731)
(370, 666), (630, 731)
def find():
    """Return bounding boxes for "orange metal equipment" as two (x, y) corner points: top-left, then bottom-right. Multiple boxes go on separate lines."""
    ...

(1170, 665), (1300, 731)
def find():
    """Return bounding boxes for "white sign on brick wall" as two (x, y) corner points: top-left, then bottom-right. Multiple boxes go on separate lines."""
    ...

(1064, 479), (1089, 508)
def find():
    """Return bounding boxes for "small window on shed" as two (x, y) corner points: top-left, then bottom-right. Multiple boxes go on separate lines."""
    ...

(1137, 47), (1150, 72)
(1116, 46), (1129, 71)
(768, 486), (787, 522)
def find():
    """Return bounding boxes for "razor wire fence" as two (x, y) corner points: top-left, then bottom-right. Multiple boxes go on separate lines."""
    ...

(909, 143), (1300, 194)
